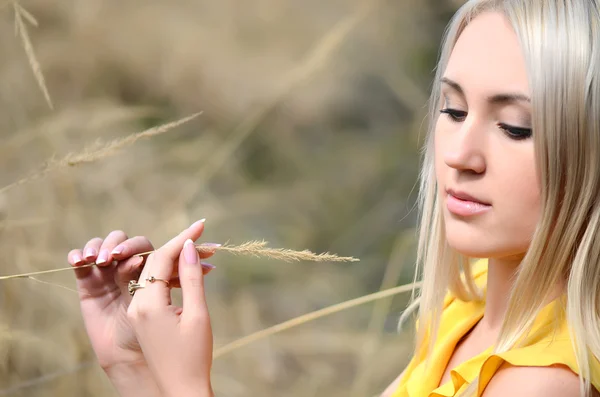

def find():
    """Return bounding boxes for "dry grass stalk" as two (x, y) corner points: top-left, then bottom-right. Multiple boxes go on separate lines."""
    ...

(213, 280), (422, 359)
(0, 241), (359, 281)
(216, 240), (360, 262)
(26, 276), (82, 294)
(0, 281), (419, 394)
(0, 112), (201, 195)
(12, 1), (52, 109)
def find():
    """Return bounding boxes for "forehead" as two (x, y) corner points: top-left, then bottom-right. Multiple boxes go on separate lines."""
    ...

(444, 11), (530, 96)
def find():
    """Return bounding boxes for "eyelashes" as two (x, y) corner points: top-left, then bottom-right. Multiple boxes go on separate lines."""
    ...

(439, 108), (532, 141)
(439, 108), (466, 122)
(497, 123), (532, 140)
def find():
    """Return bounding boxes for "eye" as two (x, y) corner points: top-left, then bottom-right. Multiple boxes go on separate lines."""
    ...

(440, 108), (467, 122)
(497, 123), (532, 140)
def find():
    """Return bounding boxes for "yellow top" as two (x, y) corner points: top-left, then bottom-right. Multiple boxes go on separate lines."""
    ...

(392, 259), (600, 397)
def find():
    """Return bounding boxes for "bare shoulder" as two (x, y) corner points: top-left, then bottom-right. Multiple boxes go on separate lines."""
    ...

(483, 362), (600, 397)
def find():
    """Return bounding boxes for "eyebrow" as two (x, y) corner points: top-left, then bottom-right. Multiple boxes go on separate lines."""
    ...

(440, 77), (531, 104)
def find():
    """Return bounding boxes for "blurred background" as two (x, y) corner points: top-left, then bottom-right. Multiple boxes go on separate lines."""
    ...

(0, 0), (461, 395)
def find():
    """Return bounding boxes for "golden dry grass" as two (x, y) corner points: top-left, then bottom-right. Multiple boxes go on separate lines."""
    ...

(0, 0), (459, 396)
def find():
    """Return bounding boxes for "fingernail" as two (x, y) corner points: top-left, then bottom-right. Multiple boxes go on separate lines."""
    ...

(96, 249), (109, 264)
(84, 247), (97, 259)
(201, 262), (216, 270)
(184, 239), (199, 264)
(72, 253), (83, 265)
(111, 245), (124, 255)
(199, 243), (222, 249)
(131, 256), (144, 268)
(189, 219), (206, 229)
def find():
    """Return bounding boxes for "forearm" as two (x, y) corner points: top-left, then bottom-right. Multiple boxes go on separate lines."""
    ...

(104, 362), (162, 397)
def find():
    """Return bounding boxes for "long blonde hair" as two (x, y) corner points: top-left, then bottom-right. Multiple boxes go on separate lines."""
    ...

(401, 1), (600, 395)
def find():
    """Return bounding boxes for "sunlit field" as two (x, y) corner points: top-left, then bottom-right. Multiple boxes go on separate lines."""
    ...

(0, 1), (460, 395)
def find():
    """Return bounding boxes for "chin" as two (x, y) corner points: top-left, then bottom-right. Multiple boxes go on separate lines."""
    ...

(445, 225), (529, 260)
(444, 222), (498, 258)
(445, 237), (495, 258)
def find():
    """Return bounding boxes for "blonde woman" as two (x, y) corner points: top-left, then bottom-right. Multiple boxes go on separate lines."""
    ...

(68, 0), (600, 396)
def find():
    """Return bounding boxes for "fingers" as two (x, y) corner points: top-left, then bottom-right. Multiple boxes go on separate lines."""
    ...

(96, 230), (128, 267)
(82, 237), (103, 263)
(132, 219), (206, 306)
(168, 263), (215, 288)
(68, 237), (102, 279)
(115, 256), (145, 300)
(197, 243), (220, 260)
(68, 249), (84, 266)
(111, 235), (155, 262)
(68, 248), (90, 279)
(179, 239), (209, 319)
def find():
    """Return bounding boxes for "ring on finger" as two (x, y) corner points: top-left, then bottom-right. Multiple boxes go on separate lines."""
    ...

(146, 276), (170, 287)
(128, 280), (144, 296)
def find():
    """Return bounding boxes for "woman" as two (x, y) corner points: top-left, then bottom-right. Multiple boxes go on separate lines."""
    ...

(68, 0), (600, 396)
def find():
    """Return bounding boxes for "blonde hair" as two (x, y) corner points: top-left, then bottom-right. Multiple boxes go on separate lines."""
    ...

(400, 0), (600, 396)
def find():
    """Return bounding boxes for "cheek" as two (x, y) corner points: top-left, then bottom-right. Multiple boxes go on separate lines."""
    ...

(494, 151), (541, 248)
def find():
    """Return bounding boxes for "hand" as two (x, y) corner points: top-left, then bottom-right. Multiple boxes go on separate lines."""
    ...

(127, 228), (215, 397)
(67, 220), (216, 371)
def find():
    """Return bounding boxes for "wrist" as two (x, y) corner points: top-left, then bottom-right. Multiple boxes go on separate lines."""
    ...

(163, 383), (214, 397)
(104, 361), (162, 397)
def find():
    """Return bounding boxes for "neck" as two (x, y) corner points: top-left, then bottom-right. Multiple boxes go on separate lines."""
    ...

(481, 255), (565, 332)
(480, 256), (522, 330)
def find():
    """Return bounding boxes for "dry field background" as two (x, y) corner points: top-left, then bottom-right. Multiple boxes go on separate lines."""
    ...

(0, 0), (460, 396)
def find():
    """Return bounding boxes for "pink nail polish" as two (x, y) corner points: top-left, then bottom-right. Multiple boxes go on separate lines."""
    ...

(96, 249), (109, 264)
(201, 262), (216, 270)
(73, 254), (83, 265)
(199, 243), (222, 249)
(112, 245), (124, 255)
(84, 247), (97, 259)
(183, 239), (199, 264)
(188, 219), (206, 229)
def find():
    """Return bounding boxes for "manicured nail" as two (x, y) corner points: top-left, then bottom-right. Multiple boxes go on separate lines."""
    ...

(131, 256), (145, 268)
(201, 262), (216, 270)
(72, 253), (83, 265)
(111, 245), (124, 255)
(199, 243), (222, 249)
(189, 219), (206, 229)
(84, 247), (97, 259)
(184, 239), (199, 264)
(96, 249), (109, 264)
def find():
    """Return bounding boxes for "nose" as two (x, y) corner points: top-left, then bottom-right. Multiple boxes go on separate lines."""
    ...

(443, 117), (486, 174)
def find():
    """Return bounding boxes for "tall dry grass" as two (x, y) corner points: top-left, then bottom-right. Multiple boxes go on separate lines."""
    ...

(0, 0), (459, 396)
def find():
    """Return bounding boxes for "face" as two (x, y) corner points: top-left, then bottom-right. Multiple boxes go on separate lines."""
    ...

(435, 11), (541, 260)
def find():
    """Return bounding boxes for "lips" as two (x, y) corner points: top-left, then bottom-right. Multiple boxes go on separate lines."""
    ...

(446, 189), (490, 206)
(445, 188), (491, 216)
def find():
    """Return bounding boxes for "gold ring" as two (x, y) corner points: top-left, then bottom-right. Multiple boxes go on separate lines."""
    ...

(146, 276), (170, 286)
(128, 280), (144, 296)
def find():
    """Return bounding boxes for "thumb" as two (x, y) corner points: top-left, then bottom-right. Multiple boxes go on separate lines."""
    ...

(179, 239), (209, 318)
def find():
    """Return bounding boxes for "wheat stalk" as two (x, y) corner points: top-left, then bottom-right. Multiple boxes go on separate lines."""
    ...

(12, 1), (52, 109)
(213, 280), (421, 358)
(216, 240), (360, 262)
(0, 241), (359, 281)
(0, 112), (201, 195)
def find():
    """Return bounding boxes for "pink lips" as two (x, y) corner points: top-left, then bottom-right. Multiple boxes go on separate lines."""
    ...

(446, 190), (491, 216)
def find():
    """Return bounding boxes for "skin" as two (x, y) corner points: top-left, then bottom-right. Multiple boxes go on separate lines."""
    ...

(382, 11), (592, 397)
(70, 11), (593, 397)
(68, 220), (216, 396)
